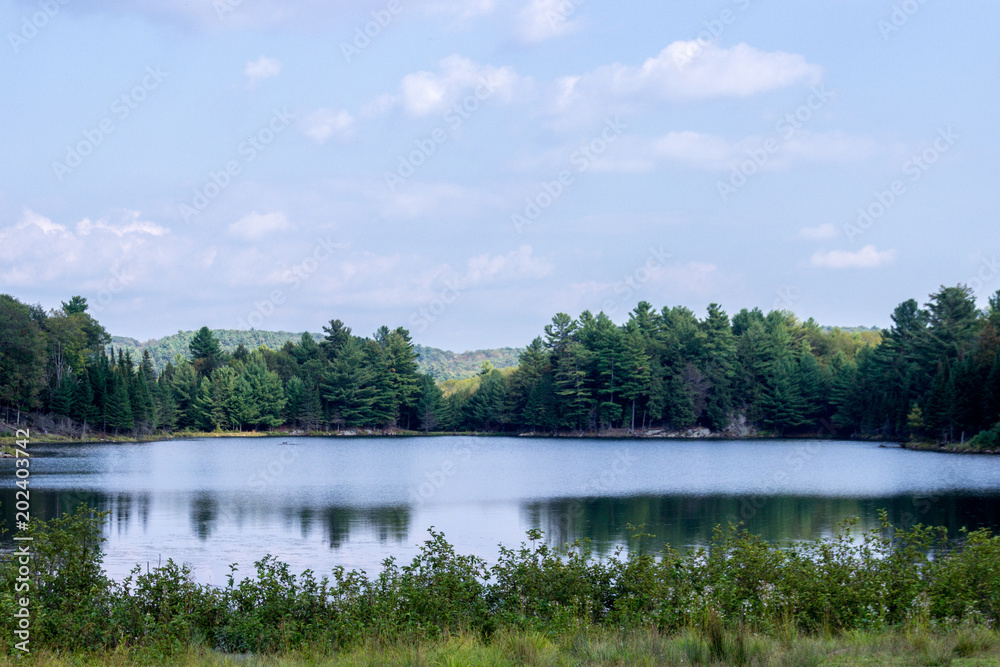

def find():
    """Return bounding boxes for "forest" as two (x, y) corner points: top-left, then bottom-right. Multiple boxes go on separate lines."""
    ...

(1, 285), (999, 447)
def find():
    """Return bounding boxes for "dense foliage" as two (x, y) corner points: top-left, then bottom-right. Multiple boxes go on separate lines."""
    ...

(2, 508), (999, 656)
(2, 285), (999, 444)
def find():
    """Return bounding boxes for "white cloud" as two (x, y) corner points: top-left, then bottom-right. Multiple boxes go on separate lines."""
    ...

(550, 42), (821, 114)
(517, 0), (583, 42)
(420, 0), (496, 20)
(17, 208), (69, 236)
(379, 181), (505, 220)
(228, 211), (292, 240)
(461, 245), (553, 285)
(797, 223), (839, 241)
(809, 245), (896, 269)
(244, 56), (281, 86)
(396, 55), (527, 116)
(302, 108), (354, 144)
(77, 210), (169, 237)
(0, 209), (178, 290)
(580, 129), (875, 174)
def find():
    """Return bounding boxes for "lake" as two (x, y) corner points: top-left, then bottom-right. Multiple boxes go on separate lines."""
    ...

(4, 436), (1000, 584)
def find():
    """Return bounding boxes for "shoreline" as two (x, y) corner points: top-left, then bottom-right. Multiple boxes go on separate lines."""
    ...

(0, 426), (902, 447)
(5, 423), (995, 454)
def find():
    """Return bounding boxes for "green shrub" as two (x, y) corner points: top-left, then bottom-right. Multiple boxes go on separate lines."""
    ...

(4, 508), (1000, 657)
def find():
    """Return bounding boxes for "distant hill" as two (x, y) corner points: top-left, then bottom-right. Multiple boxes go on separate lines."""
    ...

(110, 330), (522, 381)
(820, 325), (881, 333)
(413, 345), (522, 381)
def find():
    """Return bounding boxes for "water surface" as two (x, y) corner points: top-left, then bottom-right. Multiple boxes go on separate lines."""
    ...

(3, 436), (1000, 583)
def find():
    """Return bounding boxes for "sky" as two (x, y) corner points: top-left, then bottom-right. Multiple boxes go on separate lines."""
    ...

(1, 0), (998, 351)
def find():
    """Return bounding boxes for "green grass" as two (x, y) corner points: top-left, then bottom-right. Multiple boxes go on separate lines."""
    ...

(4, 628), (999, 666)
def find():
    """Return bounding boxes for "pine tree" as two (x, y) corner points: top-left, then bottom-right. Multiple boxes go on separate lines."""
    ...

(51, 374), (75, 422)
(466, 368), (507, 430)
(385, 327), (420, 428)
(619, 325), (651, 431)
(700, 303), (736, 430)
(106, 373), (134, 434)
(189, 326), (223, 377)
(71, 370), (98, 437)
(190, 382), (214, 431)
(322, 337), (377, 428)
(244, 354), (285, 429)
(415, 373), (445, 432)
(283, 375), (307, 428)
(553, 342), (592, 430)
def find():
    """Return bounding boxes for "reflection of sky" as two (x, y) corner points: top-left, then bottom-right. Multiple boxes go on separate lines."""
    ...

(3, 437), (1000, 583)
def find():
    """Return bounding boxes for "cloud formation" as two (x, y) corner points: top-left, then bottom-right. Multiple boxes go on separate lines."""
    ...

(517, 0), (584, 42)
(551, 42), (822, 110)
(396, 55), (527, 116)
(244, 56), (281, 86)
(302, 109), (354, 144)
(810, 245), (896, 269)
(228, 211), (293, 240)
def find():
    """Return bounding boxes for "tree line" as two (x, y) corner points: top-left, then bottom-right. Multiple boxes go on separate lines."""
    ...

(1, 285), (998, 446)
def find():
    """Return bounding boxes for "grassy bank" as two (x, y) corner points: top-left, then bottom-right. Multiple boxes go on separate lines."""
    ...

(2, 627), (999, 666)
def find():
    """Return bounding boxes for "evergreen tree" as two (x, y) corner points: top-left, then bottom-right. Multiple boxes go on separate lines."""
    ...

(385, 327), (421, 427)
(192, 381), (215, 431)
(106, 373), (134, 434)
(415, 373), (445, 432)
(51, 374), (75, 421)
(465, 367), (507, 430)
(619, 325), (651, 431)
(244, 353), (285, 429)
(283, 375), (307, 428)
(170, 363), (201, 430)
(71, 370), (98, 428)
(189, 326), (223, 377)
(322, 337), (377, 428)
(553, 342), (592, 430)
(700, 303), (736, 430)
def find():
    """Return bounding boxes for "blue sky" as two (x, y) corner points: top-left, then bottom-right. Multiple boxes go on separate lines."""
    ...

(1, 0), (997, 350)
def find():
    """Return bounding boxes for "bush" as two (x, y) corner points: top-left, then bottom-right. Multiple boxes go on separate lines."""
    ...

(4, 509), (1000, 657)
(968, 421), (1000, 450)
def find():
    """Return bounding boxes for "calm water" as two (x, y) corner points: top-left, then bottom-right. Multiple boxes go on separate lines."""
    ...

(4, 436), (1000, 584)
